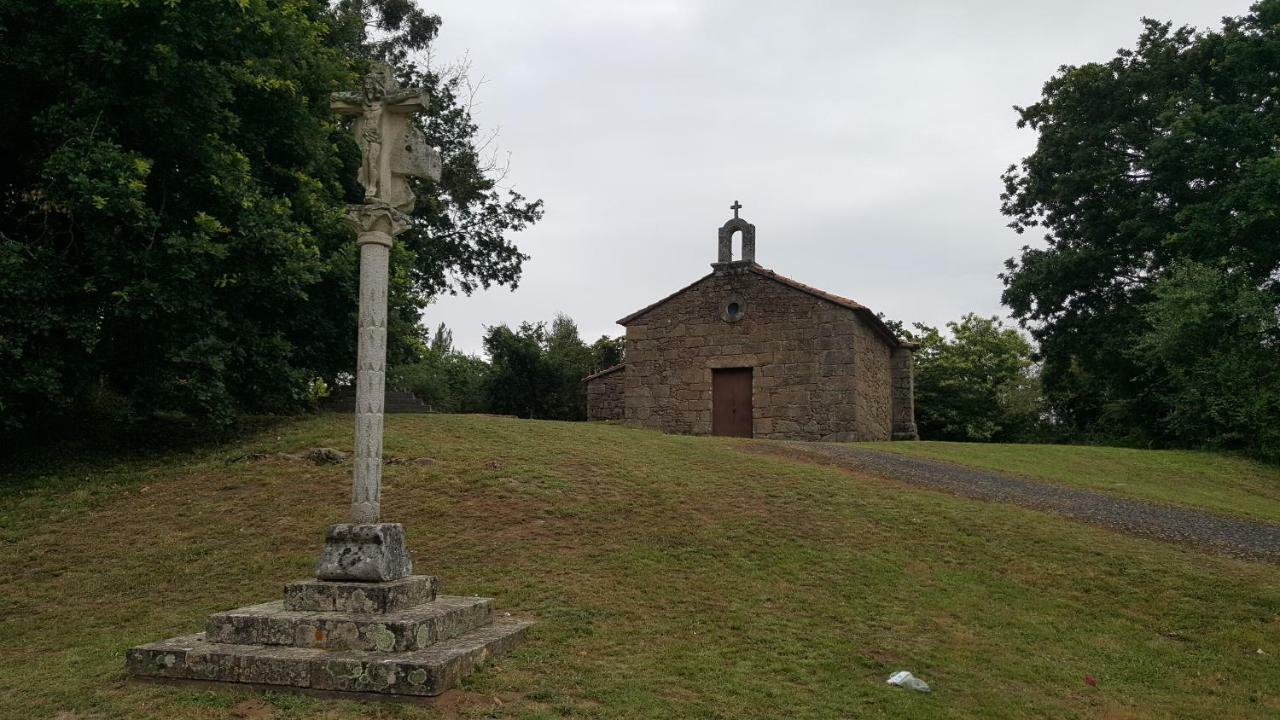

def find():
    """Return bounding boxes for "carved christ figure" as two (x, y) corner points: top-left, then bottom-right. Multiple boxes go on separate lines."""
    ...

(331, 64), (442, 212)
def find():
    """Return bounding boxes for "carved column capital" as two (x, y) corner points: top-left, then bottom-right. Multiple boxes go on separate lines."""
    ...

(346, 202), (411, 241)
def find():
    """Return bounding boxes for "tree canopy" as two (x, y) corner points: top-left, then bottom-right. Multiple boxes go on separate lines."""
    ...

(482, 314), (599, 421)
(0, 0), (541, 438)
(1000, 0), (1280, 457)
(891, 315), (1043, 443)
(387, 315), (616, 421)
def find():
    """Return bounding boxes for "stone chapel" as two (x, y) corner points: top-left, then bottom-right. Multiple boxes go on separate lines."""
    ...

(585, 204), (919, 442)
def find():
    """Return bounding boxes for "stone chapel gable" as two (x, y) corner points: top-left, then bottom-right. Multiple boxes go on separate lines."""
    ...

(586, 204), (918, 442)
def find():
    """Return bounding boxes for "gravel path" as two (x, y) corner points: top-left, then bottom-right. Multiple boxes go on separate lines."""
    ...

(765, 443), (1280, 564)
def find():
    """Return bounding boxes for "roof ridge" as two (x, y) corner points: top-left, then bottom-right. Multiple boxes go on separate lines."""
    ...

(583, 363), (626, 382)
(746, 265), (868, 311)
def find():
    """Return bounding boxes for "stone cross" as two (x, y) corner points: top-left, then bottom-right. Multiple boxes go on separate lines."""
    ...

(126, 64), (529, 690)
(331, 64), (442, 212)
(730, 200), (742, 219)
(331, 64), (441, 527)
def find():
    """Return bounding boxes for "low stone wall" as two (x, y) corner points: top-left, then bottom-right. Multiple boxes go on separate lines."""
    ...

(586, 366), (625, 421)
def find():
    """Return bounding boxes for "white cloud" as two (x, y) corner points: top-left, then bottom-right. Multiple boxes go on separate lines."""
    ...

(417, 0), (1252, 354)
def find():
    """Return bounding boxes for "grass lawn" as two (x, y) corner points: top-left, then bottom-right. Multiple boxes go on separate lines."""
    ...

(860, 441), (1280, 524)
(0, 414), (1277, 719)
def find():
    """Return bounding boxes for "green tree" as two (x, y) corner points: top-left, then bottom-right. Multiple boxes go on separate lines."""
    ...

(911, 315), (1043, 442)
(438, 352), (490, 413)
(0, 0), (541, 438)
(481, 314), (594, 420)
(389, 322), (489, 414)
(1129, 261), (1280, 458)
(590, 335), (625, 372)
(1000, 1), (1280, 449)
(544, 314), (592, 420)
(483, 322), (552, 419)
(0, 0), (353, 435)
(390, 322), (490, 414)
(429, 323), (454, 355)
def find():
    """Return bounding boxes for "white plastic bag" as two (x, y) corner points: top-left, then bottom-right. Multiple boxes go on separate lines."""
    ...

(887, 670), (931, 692)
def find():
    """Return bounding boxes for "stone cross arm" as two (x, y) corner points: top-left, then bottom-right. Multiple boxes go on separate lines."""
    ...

(383, 89), (429, 113)
(330, 89), (429, 115)
(330, 90), (362, 115)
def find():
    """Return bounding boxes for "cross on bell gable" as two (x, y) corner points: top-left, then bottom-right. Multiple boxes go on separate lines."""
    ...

(716, 200), (756, 266)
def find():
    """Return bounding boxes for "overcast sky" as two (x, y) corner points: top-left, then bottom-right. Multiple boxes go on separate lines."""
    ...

(420, 0), (1250, 355)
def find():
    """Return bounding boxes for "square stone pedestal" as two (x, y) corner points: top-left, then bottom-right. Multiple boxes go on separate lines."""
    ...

(314, 523), (413, 582)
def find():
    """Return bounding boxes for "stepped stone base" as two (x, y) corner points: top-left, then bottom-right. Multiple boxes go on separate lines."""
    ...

(128, 617), (531, 697)
(207, 595), (494, 652)
(128, 575), (531, 699)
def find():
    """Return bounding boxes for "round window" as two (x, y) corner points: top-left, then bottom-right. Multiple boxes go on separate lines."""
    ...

(722, 299), (745, 322)
(727, 302), (741, 316)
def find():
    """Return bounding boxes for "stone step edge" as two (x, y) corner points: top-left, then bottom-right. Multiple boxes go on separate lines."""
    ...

(127, 616), (533, 697)
(205, 595), (494, 652)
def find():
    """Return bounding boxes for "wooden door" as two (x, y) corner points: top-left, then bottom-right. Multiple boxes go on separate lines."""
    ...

(712, 368), (753, 437)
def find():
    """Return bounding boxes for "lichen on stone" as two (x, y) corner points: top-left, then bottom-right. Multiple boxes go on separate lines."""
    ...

(368, 623), (396, 652)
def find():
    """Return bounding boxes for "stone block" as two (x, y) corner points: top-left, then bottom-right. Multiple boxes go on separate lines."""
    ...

(206, 595), (493, 652)
(315, 523), (412, 582)
(238, 644), (315, 686)
(774, 389), (810, 406)
(126, 634), (240, 683)
(311, 618), (532, 696)
(127, 617), (532, 698)
(284, 575), (437, 614)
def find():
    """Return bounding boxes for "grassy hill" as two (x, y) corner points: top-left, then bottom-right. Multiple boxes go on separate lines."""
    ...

(1, 415), (1277, 719)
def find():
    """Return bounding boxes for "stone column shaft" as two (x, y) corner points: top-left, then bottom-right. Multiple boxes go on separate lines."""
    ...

(352, 230), (392, 523)
(890, 346), (919, 441)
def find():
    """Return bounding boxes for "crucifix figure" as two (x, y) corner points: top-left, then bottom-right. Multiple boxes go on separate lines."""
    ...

(331, 64), (441, 212)
(730, 200), (743, 219)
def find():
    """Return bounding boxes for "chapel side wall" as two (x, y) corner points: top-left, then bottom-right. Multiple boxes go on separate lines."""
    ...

(623, 268), (863, 440)
(852, 317), (893, 441)
(586, 369), (625, 421)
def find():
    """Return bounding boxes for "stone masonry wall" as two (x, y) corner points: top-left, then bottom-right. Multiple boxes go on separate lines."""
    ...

(853, 317), (892, 440)
(622, 264), (896, 441)
(586, 367), (626, 421)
